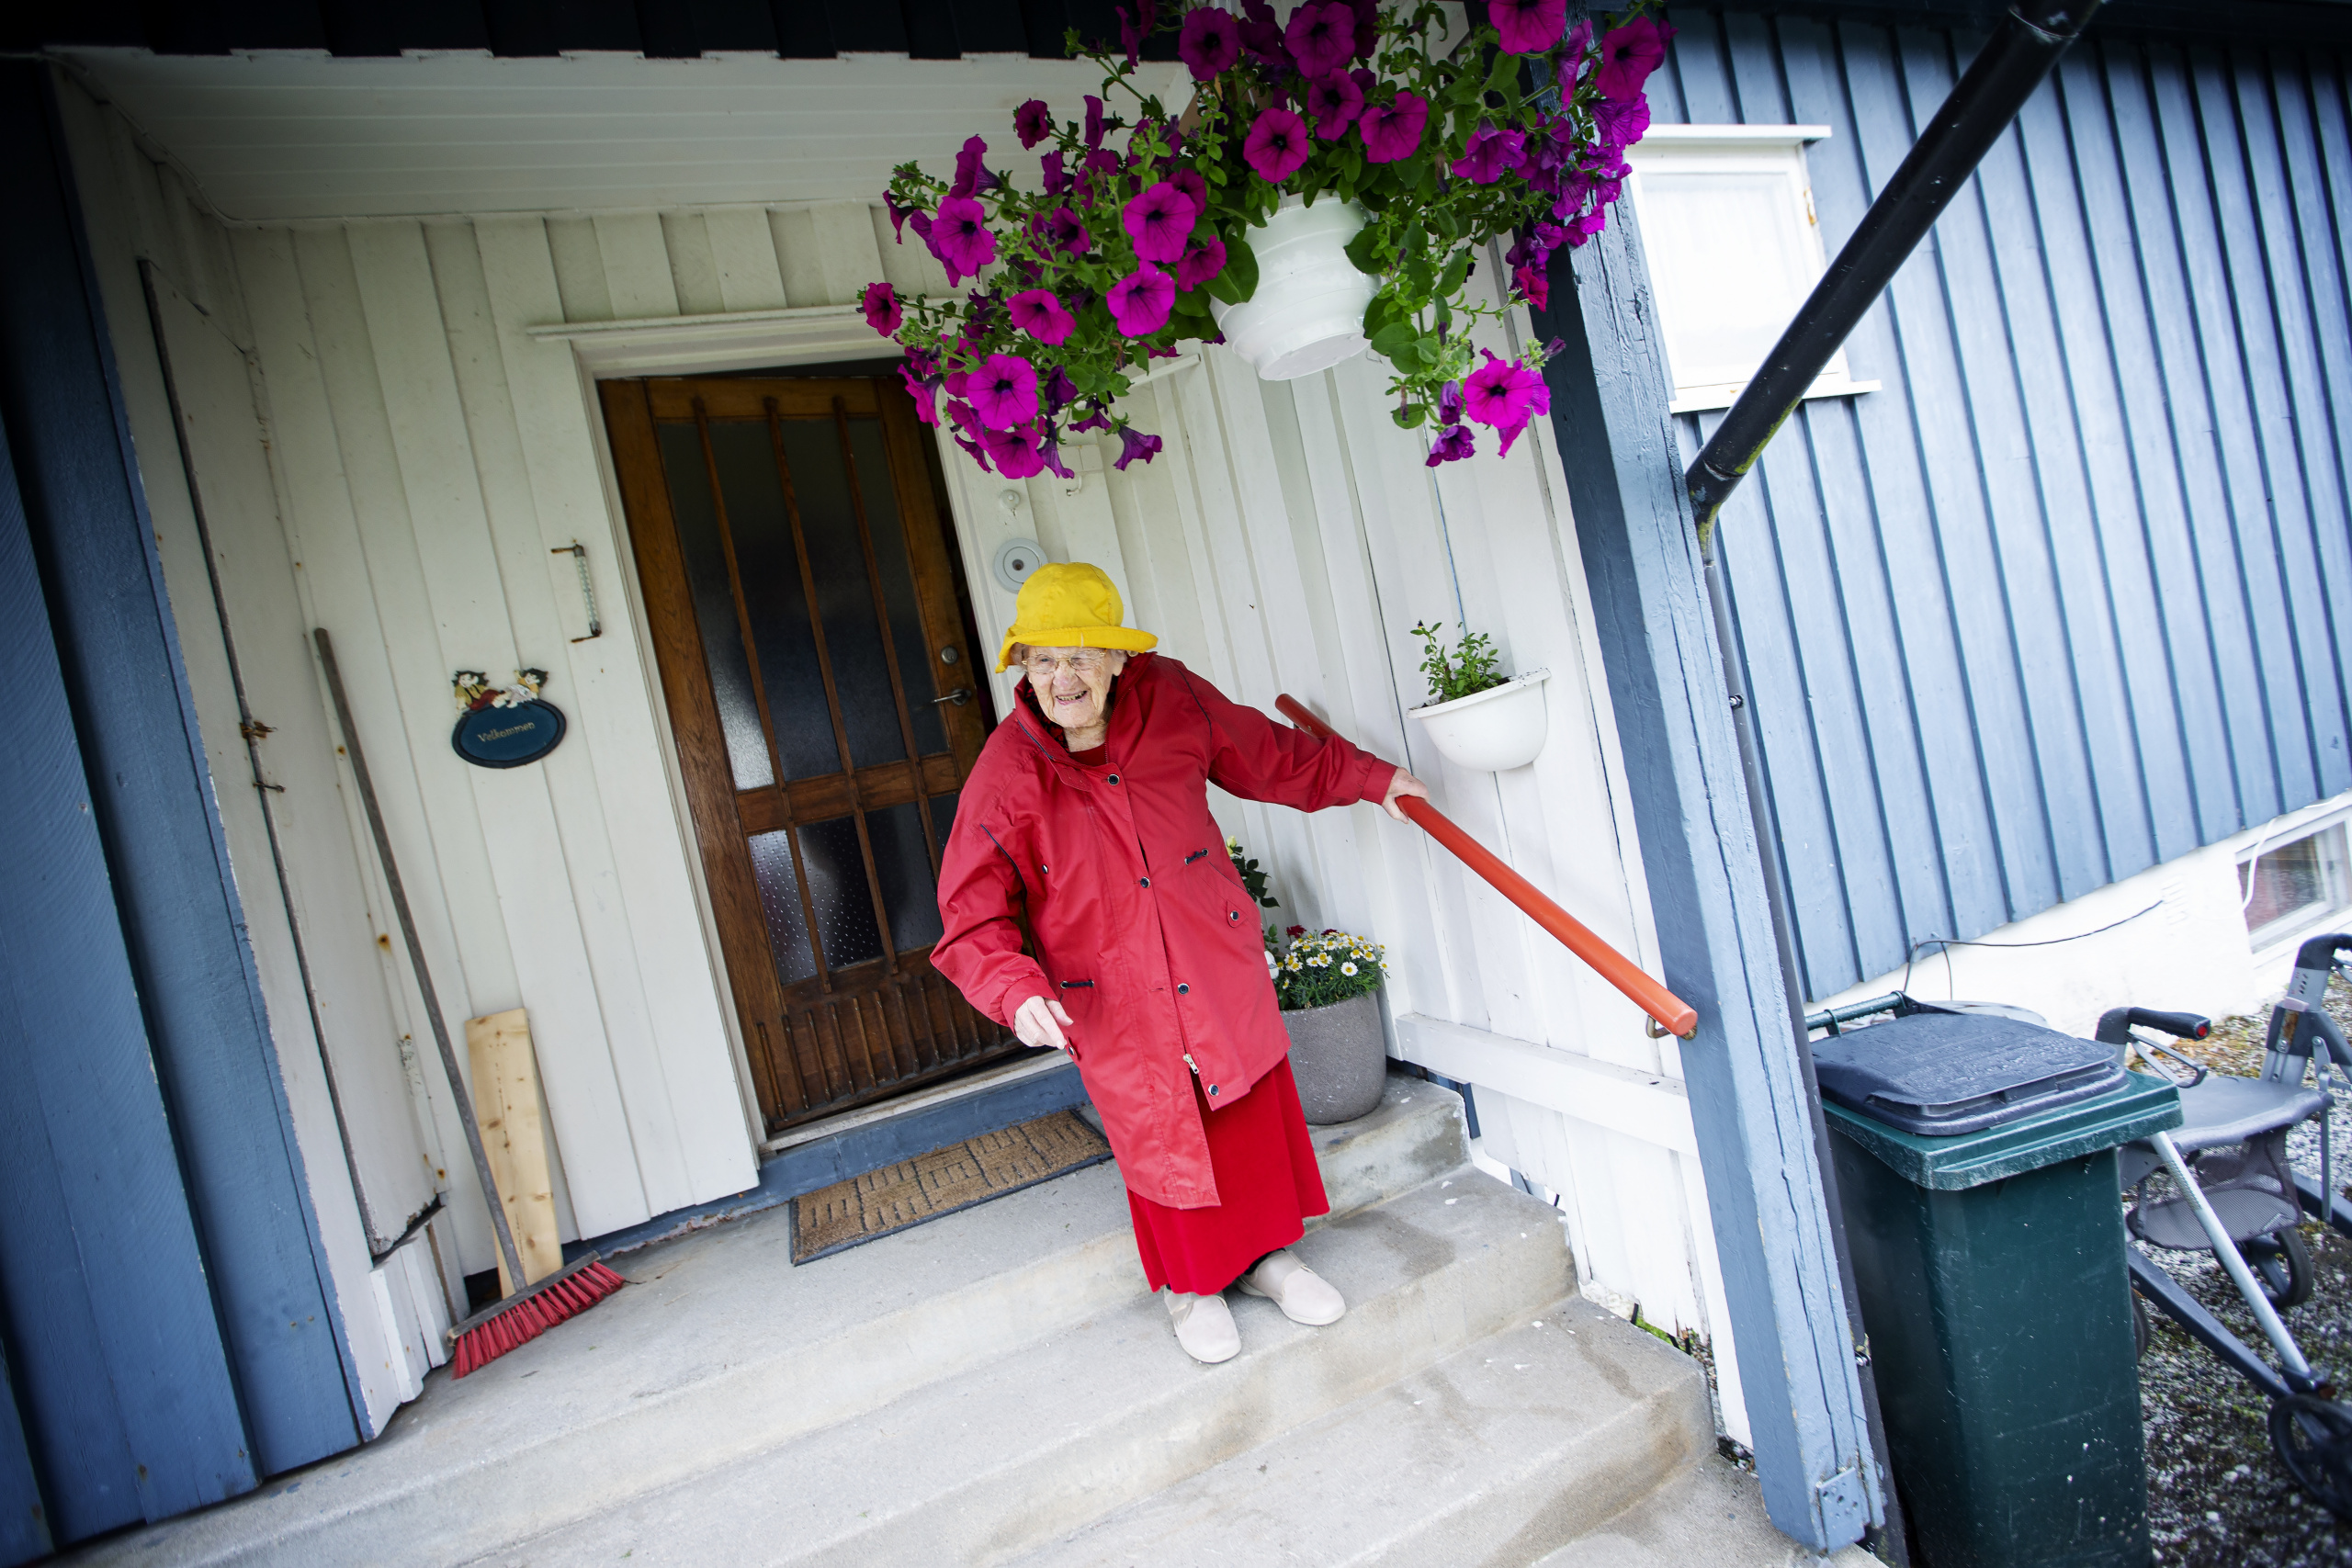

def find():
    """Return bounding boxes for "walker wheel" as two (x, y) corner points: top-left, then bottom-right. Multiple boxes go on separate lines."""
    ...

(2132, 1288), (2152, 1361)
(2242, 1227), (2316, 1310)
(2269, 1393), (2352, 1520)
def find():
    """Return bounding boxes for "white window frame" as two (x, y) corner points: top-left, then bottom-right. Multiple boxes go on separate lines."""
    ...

(1622, 125), (1881, 414)
(2240, 808), (2352, 957)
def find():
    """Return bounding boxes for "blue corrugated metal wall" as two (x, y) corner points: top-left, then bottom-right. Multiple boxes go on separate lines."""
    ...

(1655, 7), (2352, 1000)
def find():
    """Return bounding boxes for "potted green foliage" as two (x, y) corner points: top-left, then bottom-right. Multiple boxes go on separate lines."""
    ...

(1273, 925), (1392, 1123)
(864, 0), (1668, 478)
(1406, 617), (1550, 771)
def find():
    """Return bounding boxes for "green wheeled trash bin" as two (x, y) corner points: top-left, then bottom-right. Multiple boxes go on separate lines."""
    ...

(1812, 1011), (2182, 1568)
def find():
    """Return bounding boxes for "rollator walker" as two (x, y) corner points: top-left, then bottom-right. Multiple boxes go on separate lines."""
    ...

(2106, 931), (2352, 1518)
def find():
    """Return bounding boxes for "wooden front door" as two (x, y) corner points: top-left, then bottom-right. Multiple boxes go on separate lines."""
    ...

(602, 375), (1018, 1136)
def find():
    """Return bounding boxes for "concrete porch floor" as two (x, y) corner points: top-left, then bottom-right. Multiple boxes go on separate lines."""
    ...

(56, 1076), (1883, 1567)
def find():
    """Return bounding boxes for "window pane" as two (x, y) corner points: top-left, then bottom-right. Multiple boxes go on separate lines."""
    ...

(775, 420), (908, 770)
(868, 801), (944, 953)
(747, 829), (818, 985)
(705, 421), (838, 781)
(847, 419), (950, 756)
(798, 815), (884, 970)
(2242, 824), (2349, 939)
(658, 423), (772, 790)
(1638, 169), (1815, 389)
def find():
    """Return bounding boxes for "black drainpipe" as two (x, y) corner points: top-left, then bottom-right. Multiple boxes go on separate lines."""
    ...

(1676, 4), (2103, 1560)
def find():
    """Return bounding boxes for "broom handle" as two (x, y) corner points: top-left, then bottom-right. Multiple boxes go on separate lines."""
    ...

(314, 629), (529, 1294)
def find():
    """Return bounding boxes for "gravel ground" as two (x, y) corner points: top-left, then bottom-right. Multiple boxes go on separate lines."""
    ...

(2133, 971), (2352, 1567)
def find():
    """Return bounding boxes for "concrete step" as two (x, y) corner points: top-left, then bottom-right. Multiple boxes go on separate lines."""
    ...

(1530, 1456), (1888, 1568)
(1012, 1293), (1714, 1568)
(482, 1169), (1572, 1567)
(62, 1074), (1472, 1568)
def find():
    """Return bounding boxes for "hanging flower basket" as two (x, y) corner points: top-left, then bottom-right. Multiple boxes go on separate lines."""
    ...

(1408, 669), (1551, 772)
(1206, 195), (1377, 379)
(865, 0), (1669, 479)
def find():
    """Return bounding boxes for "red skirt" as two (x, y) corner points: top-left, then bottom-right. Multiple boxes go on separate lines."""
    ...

(1126, 1057), (1330, 1294)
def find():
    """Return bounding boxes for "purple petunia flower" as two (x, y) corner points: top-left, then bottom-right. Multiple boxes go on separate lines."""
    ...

(1596, 17), (1672, 102)
(1243, 107), (1313, 182)
(1284, 2), (1355, 79)
(1238, 0), (1286, 65)
(1561, 17), (1593, 76)
(1114, 425), (1164, 469)
(1123, 181), (1199, 265)
(1084, 96), (1107, 151)
(1179, 6), (1241, 80)
(951, 136), (991, 200)
(899, 363), (939, 424)
(1464, 350), (1551, 456)
(970, 354), (1041, 431)
(861, 281), (900, 336)
(1438, 379), (1465, 425)
(1039, 431), (1075, 480)
(1041, 151), (1070, 197)
(929, 196), (996, 283)
(982, 422), (1047, 479)
(1513, 265), (1549, 310)
(1358, 91), (1429, 164)
(884, 191), (918, 243)
(1014, 99), (1053, 150)
(1453, 123), (1527, 185)
(1166, 167), (1208, 220)
(1045, 367), (1078, 412)
(1304, 73), (1364, 138)
(1175, 231), (1228, 291)
(1592, 95), (1651, 154)
(1107, 265), (1176, 336)
(1037, 207), (1091, 257)
(1425, 423), (1476, 466)
(1069, 401), (1114, 434)
(1567, 206), (1611, 246)
(1488, 0), (1566, 55)
(1006, 289), (1077, 346)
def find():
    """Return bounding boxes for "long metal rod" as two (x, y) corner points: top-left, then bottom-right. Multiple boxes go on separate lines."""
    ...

(313, 628), (528, 1293)
(2148, 1130), (2313, 1381)
(2127, 1249), (2295, 1403)
(1274, 694), (1700, 1038)
(1684, 0), (2102, 544)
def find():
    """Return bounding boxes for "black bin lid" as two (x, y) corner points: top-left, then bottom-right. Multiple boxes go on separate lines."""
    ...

(1811, 1012), (2127, 1136)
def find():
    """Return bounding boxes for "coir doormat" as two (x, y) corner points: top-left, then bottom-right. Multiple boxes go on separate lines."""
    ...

(790, 1109), (1113, 1264)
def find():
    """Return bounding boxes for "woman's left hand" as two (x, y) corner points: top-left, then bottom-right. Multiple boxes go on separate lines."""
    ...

(1381, 766), (1432, 823)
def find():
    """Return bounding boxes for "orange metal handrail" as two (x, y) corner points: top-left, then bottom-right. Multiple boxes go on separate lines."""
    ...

(1277, 694), (1701, 1040)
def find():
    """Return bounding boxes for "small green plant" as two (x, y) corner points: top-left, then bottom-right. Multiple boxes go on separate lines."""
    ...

(1273, 927), (1386, 1011)
(1410, 619), (1508, 706)
(1226, 836), (1279, 911)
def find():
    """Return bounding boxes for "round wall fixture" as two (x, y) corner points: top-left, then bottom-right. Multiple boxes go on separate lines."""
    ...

(992, 537), (1047, 592)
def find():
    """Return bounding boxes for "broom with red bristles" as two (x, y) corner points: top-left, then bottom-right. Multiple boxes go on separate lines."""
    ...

(317, 629), (623, 1378)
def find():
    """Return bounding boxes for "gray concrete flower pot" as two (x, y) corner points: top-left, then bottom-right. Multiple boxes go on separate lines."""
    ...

(1282, 989), (1387, 1124)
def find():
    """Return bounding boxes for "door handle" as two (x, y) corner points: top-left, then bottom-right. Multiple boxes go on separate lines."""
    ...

(929, 687), (973, 707)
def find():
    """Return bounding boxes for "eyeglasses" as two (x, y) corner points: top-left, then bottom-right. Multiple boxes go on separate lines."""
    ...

(1022, 649), (1113, 677)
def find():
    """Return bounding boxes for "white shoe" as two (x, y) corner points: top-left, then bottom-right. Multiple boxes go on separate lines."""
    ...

(1165, 1290), (1240, 1364)
(1238, 1249), (1346, 1325)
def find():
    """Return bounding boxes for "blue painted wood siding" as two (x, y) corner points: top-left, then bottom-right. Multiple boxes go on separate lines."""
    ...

(1652, 8), (2352, 1000)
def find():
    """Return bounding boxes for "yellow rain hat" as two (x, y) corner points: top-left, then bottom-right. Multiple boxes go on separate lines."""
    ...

(995, 562), (1159, 671)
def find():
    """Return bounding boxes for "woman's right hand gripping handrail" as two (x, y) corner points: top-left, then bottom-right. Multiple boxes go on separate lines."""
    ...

(1276, 694), (1700, 1040)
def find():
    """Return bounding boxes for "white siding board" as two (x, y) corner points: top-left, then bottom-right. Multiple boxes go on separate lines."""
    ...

(593, 211), (681, 321)
(702, 207), (790, 312)
(870, 204), (956, 298)
(545, 217), (613, 322)
(658, 211), (726, 317)
(345, 219), (650, 1236)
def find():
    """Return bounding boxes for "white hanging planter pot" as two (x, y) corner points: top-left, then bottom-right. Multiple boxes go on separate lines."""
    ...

(1407, 670), (1551, 772)
(1208, 196), (1375, 381)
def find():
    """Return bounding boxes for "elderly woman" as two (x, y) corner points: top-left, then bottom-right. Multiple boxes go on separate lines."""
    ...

(933, 563), (1428, 1363)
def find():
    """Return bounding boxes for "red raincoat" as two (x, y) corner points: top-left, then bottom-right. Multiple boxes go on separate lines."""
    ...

(932, 653), (1393, 1207)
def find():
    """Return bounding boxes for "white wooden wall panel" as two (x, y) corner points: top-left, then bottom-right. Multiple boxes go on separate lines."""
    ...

(469, 215), (759, 1199)
(703, 208), (791, 312)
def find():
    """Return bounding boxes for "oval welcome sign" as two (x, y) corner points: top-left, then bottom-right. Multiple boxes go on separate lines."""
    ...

(452, 699), (566, 769)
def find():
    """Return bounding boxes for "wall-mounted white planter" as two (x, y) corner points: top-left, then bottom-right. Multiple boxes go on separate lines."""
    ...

(1208, 197), (1375, 381)
(1407, 671), (1551, 772)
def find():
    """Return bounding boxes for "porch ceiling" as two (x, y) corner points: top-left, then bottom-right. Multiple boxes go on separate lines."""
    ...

(56, 50), (1154, 222)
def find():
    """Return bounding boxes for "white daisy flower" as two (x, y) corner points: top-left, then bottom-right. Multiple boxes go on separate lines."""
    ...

(1340, 961), (1358, 976)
